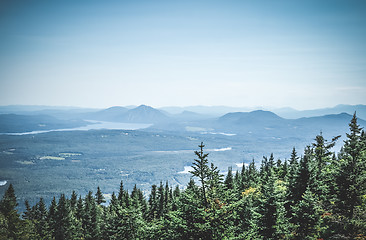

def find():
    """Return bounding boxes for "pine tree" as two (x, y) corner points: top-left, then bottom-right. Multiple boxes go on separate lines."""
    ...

(47, 196), (57, 239)
(256, 168), (277, 239)
(70, 190), (78, 210)
(294, 147), (311, 203)
(22, 200), (33, 220)
(82, 191), (101, 240)
(190, 142), (210, 207)
(75, 196), (84, 220)
(0, 184), (17, 216)
(292, 188), (320, 239)
(95, 186), (106, 205)
(148, 184), (158, 220)
(157, 182), (165, 218)
(224, 166), (234, 190)
(0, 184), (23, 240)
(164, 181), (170, 214)
(335, 113), (366, 235)
(34, 198), (49, 239)
(54, 194), (74, 240)
(118, 180), (125, 206)
(247, 159), (258, 188)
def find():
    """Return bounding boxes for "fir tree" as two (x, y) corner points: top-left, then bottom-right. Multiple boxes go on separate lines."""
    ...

(190, 142), (210, 207)
(54, 194), (74, 240)
(224, 166), (234, 190)
(95, 186), (106, 205)
(292, 188), (320, 239)
(335, 113), (366, 235)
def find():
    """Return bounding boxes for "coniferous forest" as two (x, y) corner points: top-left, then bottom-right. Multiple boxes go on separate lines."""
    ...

(0, 114), (365, 240)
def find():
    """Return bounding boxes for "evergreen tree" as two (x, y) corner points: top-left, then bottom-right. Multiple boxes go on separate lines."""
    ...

(34, 198), (49, 239)
(47, 196), (57, 239)
(148, 184), (158, 220)
(256, 168), (277, 239)
(75, 196), (84, 221)
(294, 147), (311, 203)
(224, 166), (234, 190)
(82, 191), (101, 240)
(335, 113), (366, 236)
(118, 180), (127, 208)
(164, 181), (170, 213)
(95, 186), (106, 205)
(292, 188), (320, 239)
(0, 184), (23, 240)
(190, 142), (210, 207)
(54, 194), (74, 240)
(207, 163), (224, 201)
(157, 182), (165, 218)
(70, 190), (78, 210)
(247, 159), (258, 188)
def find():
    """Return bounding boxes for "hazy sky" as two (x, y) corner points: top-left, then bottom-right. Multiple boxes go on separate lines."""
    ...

(0, 0), (365, 110)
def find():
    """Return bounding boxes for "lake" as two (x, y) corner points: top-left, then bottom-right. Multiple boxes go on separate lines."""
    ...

(2, 120), (153, 135)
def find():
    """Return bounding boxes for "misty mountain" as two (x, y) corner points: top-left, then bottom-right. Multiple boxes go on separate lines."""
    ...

(171, 110), (211, 121)
(218, 110), (284, 126)
(273, 104), (366, 120)
(80, 105), (170, 124)
(212, 110), (366, 140)
(121, 105), (169, 123)
(83, 106), (129, 121)
(0, 105), (100, 120)
(0, 114), (88, 133)
(160, 105), (254, 116)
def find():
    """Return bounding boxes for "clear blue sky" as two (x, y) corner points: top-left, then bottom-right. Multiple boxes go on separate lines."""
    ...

(0, 0), (365, 110)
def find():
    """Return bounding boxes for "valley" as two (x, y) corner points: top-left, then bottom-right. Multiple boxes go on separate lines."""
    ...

(0, 104), (365, 212)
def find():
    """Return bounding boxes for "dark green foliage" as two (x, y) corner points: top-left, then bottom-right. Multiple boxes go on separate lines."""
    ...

(224, 166), (234, 190)
(334, 113), (366, 237)
(190, 142), (210, 207)
(95, 186), (106, 205)
(292, 188), (320, 240)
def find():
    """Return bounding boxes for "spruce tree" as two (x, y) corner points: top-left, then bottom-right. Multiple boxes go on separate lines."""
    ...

(95, 186), (106, 205)
(148, 184), (158, 220)
(190, 142), (210, 207)
(34, 198), (49, 239)
(47, 196), (57, 239)
(292, 188), (320, 239)
(224, 166), (234, 190)
(335, 113), (366, 235)
(54, 194), (74, 240)
(256, 168), (277, 239)
(0, 184), (22, 240)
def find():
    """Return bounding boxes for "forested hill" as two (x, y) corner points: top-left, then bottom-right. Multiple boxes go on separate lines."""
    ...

(0, 114), (365, 239)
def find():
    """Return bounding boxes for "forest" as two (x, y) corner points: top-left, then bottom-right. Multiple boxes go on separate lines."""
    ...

(0, 114), (365, 240)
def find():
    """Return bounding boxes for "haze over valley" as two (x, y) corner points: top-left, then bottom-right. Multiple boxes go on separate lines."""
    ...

(1, 104), (365, 211)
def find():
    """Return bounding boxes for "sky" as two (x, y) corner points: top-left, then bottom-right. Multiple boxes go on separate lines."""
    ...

(0, 0), (365, 110)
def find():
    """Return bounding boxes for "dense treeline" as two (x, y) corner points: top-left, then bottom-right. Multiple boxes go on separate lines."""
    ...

(1, 114), (365, 239)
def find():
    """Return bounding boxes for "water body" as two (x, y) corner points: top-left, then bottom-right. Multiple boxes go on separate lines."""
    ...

(154, 147), (232, 154)
(1, 120), (153, 135)
(201, 132), (236, 136)
(178, 166), (194, 174)
(0, 180), (7, 186)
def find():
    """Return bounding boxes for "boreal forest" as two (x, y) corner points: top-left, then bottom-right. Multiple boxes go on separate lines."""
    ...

(1, 114), (365, 240)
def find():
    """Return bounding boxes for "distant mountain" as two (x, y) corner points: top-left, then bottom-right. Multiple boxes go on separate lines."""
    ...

(121, 105), (169, 123)
(160, 105), (255, 116)
(0, 114), (88, 133)
(83, 105), (170, 124)
(273, 104), (366, 120)
(84, 106), (129, 121)
(0, 105), (100, 120)
(212, 110), (366, 140)
(218, 110), (285, 126)
(171, 110), (211, 121)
